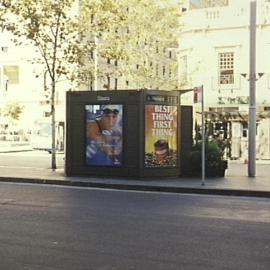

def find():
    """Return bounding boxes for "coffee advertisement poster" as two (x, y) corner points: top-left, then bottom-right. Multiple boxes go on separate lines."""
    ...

(145, 105), (178, 167)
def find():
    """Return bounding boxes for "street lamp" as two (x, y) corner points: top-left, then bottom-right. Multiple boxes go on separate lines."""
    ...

(249, 0), (257, 177)
(240, 1), (261, 177)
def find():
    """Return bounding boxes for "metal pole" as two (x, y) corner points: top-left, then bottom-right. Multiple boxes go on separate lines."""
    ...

(249, 0), (256, 177)
(201, 85), (205, 186)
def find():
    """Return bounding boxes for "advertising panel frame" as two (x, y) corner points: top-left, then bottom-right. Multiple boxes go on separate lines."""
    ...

(144, 104), (178, 168)
(85, 104), (124, 167)
(141, 90), (181, 177)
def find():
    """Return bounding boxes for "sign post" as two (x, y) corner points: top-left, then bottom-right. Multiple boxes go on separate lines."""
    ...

(194, 85), (205, 185)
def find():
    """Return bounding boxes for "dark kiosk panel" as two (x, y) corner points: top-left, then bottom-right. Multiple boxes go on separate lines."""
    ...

(65, 90), (184, 178)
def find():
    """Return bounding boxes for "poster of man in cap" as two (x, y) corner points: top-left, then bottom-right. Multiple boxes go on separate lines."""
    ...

(85, 104), (123, 166)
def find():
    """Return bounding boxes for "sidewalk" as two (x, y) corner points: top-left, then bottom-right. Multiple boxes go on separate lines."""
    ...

(0, 141), (32, 153)
(0, 152), (270, 198)
(0, 143), (270, 198)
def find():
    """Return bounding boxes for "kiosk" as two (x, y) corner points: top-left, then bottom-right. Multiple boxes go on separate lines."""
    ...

(65, 90), (188, 178)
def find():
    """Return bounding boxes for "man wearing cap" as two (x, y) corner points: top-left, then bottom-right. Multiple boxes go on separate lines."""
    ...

(86, 105), (122, 166)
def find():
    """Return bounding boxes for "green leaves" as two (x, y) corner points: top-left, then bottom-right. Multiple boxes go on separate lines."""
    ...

(0, 0), (180, 90)
(0, 0), (80, 81)
(78, 0), (180, 90)
(3, 101), (24, 121)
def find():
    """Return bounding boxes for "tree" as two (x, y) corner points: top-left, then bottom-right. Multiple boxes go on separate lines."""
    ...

(0, 0), (82, 169)
(3, 101), (24, 122)
(0, 0), (180, 168)
(120, 0), (180, 90)
(78, 0), (180, 90)
(77, 0), (127, 90)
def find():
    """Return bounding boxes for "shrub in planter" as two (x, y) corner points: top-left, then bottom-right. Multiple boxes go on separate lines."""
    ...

(188, 141), (228, 177)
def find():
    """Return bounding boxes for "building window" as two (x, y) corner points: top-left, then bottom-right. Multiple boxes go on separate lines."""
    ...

(242, 122), (248, 138)
(179, 55), (187, 84)
(90, 49), (94, 59)
(115, 78), (118, 90)
(162, 66), (166, 76)
(1, 46), (8, 53)
(156, 64), (159, 76)
(3, 65), (19, 84)
(219, 52), (234, 85)
(105, 76), (110, 90)
(90, 81), (93, 91)
(169, 68), (172, 78)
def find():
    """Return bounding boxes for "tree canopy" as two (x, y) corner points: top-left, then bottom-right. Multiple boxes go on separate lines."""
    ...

(0, 0), (180, 90)
(78, 0), (180, 90)
(2, 101), (24, 121)
(0, 0), (181, 167)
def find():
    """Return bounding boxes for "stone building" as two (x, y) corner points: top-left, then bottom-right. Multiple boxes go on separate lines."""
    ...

(178, 0), (270, 160)
(0, 31), (67, 145)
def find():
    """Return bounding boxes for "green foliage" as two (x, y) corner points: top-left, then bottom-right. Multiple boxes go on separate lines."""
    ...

(0, 0), (81, 83)
(78, 0), (180, 90)
(188, 141), (228, 177)
(3, 101), (24, 121)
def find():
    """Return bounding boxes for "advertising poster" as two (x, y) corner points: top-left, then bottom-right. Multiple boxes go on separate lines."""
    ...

(145, 105), (178, 167)
(85, 104), (123, 167)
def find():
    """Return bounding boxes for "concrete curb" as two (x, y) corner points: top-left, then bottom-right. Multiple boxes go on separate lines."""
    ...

(1, 176), (270, 199)
(0, 149), (33, 153)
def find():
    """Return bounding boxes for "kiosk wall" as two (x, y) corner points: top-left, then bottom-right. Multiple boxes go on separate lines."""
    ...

(65, 90), (183, 178)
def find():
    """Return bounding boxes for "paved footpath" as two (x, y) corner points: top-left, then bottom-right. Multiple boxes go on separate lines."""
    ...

(0, 142), (269, 197)
(0, 153), (270, 198)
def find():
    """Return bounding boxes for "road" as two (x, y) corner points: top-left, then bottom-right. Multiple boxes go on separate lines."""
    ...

(0, 182), (269, 270)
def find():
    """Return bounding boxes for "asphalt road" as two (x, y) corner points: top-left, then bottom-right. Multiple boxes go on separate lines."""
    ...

(0, 182), (269, 270)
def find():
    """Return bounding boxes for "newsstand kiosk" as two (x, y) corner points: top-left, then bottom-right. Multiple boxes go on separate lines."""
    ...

(65, 89), (188, 178)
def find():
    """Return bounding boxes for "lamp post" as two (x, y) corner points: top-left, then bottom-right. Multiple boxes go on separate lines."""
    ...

(249, 0), (257, 177)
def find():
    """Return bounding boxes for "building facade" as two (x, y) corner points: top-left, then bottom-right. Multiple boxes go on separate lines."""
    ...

(0, 31), (67, 144)
(179, 0), (270, 160)
(0, 31), (41, 141)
